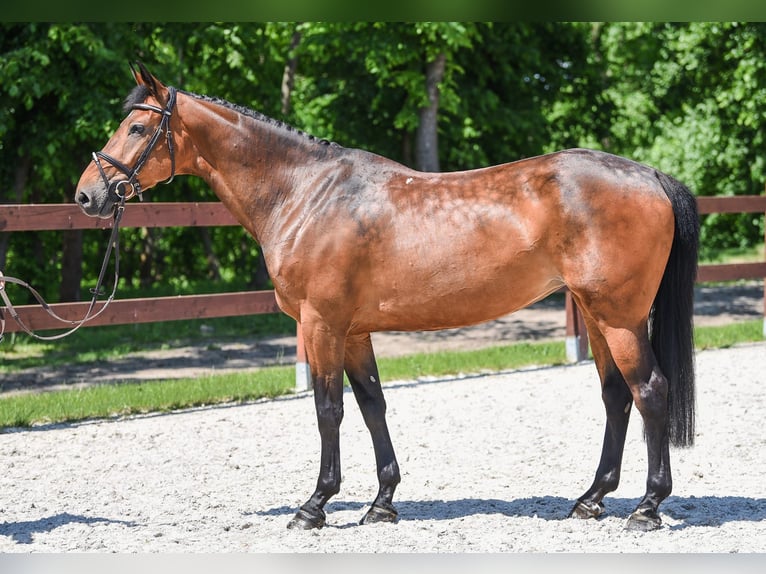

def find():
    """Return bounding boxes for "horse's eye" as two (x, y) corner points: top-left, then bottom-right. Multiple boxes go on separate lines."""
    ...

(129, 123), (145, 136)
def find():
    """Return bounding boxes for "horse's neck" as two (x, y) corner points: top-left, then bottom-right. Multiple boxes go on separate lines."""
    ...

(179, 98), (332, 246)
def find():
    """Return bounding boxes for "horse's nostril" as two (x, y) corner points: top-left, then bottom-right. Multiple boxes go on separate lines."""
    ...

(76, 191), (90, 207)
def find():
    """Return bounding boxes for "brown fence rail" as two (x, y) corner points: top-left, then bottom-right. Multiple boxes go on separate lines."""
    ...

(1, 195), (765, 385)
(0, 202), (282, 332)
(695, 196), (766, 282)
(0, 201), (239, 231)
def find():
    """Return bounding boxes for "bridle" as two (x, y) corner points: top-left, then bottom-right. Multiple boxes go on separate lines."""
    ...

(92, 86), (177, 203)
(0, 87), (179, 342)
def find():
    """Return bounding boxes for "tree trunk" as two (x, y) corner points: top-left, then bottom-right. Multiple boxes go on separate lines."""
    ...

(252, 247), (270, 290)
(281, 27), (302, 116)
(139, 227), (157, 290)
(59, 228), (83, 301)
(0, 154), (32, 271)
(199, 227), (222, 281)
(401, 130), (414, 168)
(415, 52), (446, 172)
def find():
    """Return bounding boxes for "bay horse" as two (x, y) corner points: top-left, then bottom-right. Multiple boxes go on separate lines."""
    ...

(75, 63), (698, 532)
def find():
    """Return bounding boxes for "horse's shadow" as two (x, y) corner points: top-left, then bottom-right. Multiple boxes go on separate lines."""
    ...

(255, 495), (766, 530)
(0, 512), (137, 544)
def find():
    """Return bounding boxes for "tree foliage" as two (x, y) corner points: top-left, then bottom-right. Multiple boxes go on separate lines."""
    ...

(0, 22), (763, 304)
(559, 22), (766, 256)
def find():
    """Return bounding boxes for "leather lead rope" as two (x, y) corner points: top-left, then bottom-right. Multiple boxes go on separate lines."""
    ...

(0, 195), (126, 342)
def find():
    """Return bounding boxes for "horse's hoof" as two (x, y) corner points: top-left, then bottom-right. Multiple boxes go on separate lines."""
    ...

(568, 500), (604, 520)
(625, 509), (662, 531)
(287, 507), (326, 530)
(360, 503), (398, 525)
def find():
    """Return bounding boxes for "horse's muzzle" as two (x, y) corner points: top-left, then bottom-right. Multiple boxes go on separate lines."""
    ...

(76, 185), (117, 219)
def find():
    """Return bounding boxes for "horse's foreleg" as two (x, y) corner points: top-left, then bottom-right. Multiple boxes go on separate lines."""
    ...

(570, 320), (633, 520)
(344, 333), (401, 525)
(287, 317), (346, 530)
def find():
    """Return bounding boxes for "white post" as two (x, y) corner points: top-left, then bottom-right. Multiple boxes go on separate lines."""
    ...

(295, 322), (312, 392)
(565, 290), (589, 362)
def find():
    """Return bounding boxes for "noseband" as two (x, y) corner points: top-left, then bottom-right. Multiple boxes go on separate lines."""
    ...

(92, 86), (177, 203)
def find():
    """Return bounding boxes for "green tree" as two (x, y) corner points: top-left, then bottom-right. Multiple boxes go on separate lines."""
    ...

(113, 23), (286, 291)
(553, 22), (766, 256)
(445, 22), (593, 169)
(0, 23), (289, 301)
(282, 22), (588, 171)
(0, 23), (144, 301)
(2, 22), (763, 314)
(282, 22), (479, 170)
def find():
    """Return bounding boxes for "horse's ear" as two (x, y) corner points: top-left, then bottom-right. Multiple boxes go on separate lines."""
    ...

(130, 61), (169, 104)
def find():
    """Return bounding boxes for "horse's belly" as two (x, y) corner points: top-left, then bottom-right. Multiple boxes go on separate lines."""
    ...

(361, 268), (563, 333)
(352, 204), (560, 333)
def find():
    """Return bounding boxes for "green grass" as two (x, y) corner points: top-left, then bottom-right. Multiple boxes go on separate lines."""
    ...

(0, 320), (762, 430)
(694, 318), (764, 349)
(0, 312), (296, 373)
(378, 341), (567, 382)
(0, 341), (567, 430)
(0, 367), (295, 430)
(699, 243), (765, 265)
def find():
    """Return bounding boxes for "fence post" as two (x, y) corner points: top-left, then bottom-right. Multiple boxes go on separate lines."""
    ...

(565, 290), (589, 362)
(295, 322), (312, 392)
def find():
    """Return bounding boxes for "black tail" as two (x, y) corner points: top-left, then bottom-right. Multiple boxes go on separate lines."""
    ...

(652, 171), (699, 448)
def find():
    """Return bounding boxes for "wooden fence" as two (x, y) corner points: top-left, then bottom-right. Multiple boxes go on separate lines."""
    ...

(1, 195), (765, 389)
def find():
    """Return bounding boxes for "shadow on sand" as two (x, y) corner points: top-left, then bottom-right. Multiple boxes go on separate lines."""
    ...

(254, 494), (766, 530)
(0, 512), (137, 544)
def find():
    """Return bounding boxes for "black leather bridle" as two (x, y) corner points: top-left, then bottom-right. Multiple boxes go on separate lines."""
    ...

(92, 86), (177, 203)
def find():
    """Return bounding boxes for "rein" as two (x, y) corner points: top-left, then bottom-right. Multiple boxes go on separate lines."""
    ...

(0, 195), (125, 342)
(0, 86), (179, 343)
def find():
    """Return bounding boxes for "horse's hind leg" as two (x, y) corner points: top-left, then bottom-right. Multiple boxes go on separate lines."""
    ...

(598, 324), (673, 531)
(569, 316), (634, 520)
(344, 333), (401, 524)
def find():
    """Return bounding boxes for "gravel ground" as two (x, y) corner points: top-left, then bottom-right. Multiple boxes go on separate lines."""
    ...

(1, 341), (765, 553)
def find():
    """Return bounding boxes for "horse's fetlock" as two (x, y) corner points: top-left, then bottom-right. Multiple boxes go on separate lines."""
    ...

(317, 475), (342, 497)
(647, 476), (672, 500)
(599, 470), (620, 493)
(380, 461), (401, 487)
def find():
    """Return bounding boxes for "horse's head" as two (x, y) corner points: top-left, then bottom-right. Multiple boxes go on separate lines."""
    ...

(76, 62), (178, 218)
